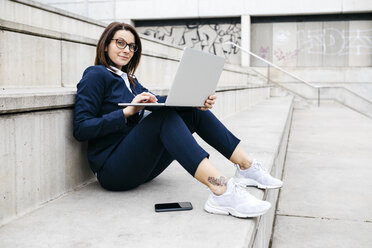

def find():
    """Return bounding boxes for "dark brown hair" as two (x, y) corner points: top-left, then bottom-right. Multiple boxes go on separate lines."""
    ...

(94, 22), (142, 85)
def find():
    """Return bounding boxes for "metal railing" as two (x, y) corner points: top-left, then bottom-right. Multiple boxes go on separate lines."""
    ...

(225, 42), (321, 107)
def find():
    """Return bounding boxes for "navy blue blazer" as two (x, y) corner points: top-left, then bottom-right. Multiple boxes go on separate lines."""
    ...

(73, 65), (166, 173)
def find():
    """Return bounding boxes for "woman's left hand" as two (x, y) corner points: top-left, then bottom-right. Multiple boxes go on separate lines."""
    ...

(198, 94), (217, 111)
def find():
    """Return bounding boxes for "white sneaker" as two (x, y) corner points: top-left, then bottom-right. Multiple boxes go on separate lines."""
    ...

(234, 160), (283, 189)
(204, 179), (271, 218)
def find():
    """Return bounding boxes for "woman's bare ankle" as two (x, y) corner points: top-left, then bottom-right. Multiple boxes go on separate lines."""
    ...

(239, 159), (253, 170)
(208, 176), (228, 196)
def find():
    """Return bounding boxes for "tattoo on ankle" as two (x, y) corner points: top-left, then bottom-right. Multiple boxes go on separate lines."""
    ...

(208, 176), (228, 187)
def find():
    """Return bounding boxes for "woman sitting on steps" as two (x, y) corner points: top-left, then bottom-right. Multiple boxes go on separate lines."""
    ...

(73, 22), (283, 218)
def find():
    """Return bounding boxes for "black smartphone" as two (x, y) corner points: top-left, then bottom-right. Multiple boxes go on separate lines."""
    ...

(154, 202), (193, 212)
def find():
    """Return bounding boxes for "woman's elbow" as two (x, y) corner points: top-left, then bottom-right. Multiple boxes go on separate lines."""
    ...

(73, 125), (88, 142)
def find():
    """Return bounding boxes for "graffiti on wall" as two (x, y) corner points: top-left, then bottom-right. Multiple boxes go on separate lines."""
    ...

(298, 28), (372, 56)
(274, 48), (299, 61)
(138, 21), (372, 66)
(259, 46), (270, 59)
(137, 22), (241, 64)
(255, 26), (372, 65)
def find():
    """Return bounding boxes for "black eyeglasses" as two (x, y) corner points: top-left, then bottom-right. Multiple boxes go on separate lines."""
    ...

(111, 39), (138, 52)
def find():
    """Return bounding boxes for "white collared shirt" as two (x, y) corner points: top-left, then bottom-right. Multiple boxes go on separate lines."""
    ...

(107, 66), (133, 93)
(106, 66), (151, 123)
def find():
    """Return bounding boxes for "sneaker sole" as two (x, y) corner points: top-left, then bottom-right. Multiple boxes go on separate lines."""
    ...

(204, 201), (270, 218)
(234, 177), (283, 190)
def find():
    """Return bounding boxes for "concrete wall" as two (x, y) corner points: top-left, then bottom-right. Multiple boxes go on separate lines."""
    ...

(33, 0), (372, 69)
(135, 18), (241, 65)
(0, 106), (92, 226)
(34, 0), (372, 23)
(0, 0), (105, 88)
(0, 0), (105, 39)
(0, 21), (98, 88)
(0, 0), (105, 226)
(134, 17), (372, 69)
(251, 20), (372, 67)
(133, 36), (257, 90)
(0, 1), (262, 88)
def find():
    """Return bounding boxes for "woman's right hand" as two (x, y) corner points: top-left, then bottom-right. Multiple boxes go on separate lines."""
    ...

(123, 92), (158, 118)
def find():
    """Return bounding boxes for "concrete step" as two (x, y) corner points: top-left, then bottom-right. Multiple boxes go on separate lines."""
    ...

(272, 102), (372, 247)
(271, 85), (314, 110)
(0, 85), (270, 227)
(271, 81), (372, 118)
(0, 96), (294, 248)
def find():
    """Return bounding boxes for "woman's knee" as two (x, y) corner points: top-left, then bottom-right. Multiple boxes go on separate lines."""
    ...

(97, 171), (141, 191)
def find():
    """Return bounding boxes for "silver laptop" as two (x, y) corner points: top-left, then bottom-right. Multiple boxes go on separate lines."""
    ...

(118, 47), (225, 107)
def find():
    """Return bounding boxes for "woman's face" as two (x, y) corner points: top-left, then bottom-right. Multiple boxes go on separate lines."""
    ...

(106, 29), (135, 70)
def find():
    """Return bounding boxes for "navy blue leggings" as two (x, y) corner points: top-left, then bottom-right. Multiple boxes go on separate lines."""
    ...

(97, 108), (240, 191)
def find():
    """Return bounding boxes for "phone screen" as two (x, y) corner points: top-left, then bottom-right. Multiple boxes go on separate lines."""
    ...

(155, 202), (193, 212)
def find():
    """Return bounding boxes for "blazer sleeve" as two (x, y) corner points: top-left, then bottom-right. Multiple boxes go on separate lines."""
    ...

(73, 67), (127, 142)
(133, 78), (167, 109)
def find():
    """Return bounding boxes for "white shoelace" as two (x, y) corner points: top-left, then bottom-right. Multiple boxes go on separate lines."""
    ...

(207, 179), (247, 198)
(251, 160), (267, 173)
(232, 181), (248, 198)
(235, 160), (267, 174)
